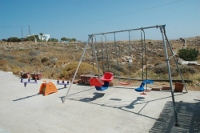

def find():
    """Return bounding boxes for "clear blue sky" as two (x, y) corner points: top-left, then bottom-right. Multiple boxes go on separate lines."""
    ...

(0, 0), (199, 41)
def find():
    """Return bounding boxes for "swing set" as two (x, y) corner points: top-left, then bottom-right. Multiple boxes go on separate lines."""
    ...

(88, 34), (114, 91)
(63, 24), (188, 127)
(114, 32), (133, 86)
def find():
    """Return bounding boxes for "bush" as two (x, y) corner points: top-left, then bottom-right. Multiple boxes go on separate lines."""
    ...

(23, 35), (39, 41)
(179, 65), (197, 74)
(154, 63), (177, 76)
(7, 37), (21, 42)
(48, 38), (58, 42)
(29, 51), (40, 56)
(60, 62), (100, 79)
(0, 60), (8, 66)
(41, 57), (49, 64)
(178, 48), (199, 61)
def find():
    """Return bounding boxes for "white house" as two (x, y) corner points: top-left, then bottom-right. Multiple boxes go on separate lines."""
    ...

(39, 34), (50, 41)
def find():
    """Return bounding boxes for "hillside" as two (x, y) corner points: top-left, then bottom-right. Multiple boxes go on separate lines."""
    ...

(0, 36), (200, 90)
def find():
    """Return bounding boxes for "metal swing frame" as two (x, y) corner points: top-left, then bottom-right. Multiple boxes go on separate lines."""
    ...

(63, 24), (188, 126)
(114, 31), (133, 85)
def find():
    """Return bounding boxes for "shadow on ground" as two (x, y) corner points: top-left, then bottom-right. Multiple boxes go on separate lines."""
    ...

(150, 100), (200, 133)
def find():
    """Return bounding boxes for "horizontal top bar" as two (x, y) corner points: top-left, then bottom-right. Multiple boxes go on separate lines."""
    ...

(88, 24), (165, 36)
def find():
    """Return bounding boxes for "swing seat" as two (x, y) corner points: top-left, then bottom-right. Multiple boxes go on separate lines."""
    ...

(95, 81), (109, 91)
(144, 79), (154, 84)
(101, 72), (113, 82)
(89, 72), (113, 91)
(135, 87), (145, 92)
(89, 77), (104, 86)
(135, 82), (145, 92)
(119, 81), (131, 85)
(135, 80), (154, 92)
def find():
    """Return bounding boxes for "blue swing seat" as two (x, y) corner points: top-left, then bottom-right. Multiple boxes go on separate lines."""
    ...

(135, 82), (145, 92)
(95, 81), (110, 91)
(144, 79), (154, 84)
(135, 79), (154, 92)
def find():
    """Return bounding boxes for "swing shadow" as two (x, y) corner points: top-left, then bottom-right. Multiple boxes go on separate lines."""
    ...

(65, 93), (187, 120)
(66, 96), (157, 120)
(79, 92), (105, 102)
(150, 101), (200, 132)
(125, 97), (145, 109)
(13, 87), (67, 102)
(60, 88), (94, 103)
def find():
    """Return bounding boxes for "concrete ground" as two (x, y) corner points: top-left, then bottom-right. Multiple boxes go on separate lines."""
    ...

(0, 71), (200, 133)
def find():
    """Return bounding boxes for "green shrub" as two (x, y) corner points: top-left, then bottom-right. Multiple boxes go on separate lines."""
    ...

(23, 35), (39, 41)
(178, 48), (199, 61)
(7, 37), (21, 42)
(48, 38), (58, 42)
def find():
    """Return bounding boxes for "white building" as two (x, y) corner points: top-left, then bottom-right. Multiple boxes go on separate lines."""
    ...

(39, 34), (50, 41)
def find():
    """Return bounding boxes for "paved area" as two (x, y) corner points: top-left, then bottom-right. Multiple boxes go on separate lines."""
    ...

(0, 71), (200, 133)
(150, 101), (200, 133)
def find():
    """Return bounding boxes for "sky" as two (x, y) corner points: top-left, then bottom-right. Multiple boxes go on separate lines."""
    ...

(0, 0), (200, 41)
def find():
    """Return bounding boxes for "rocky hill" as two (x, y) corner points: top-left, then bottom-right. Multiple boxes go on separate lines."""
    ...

(0, 36), (200, 89)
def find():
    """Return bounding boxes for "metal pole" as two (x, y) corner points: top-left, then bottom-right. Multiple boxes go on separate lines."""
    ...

(92, 35), (101, 77)
(103, 35), (109, 71)
(101, 36), (104, 73)
(141, 29), (148, 91)
(89, 25), (161, 36)
(114, 33), (120, 79)
(160, 25), (179, 126)
(141, 30), (144, 81)
(63, 37), (91, 103)
(164, 33), (188, 93)
(21, 27), (23, 39)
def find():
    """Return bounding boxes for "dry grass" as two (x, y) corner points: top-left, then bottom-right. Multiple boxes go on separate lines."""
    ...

(0, 36), (200, 90)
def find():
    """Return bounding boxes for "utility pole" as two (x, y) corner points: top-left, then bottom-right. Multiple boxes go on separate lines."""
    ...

(28, 25), (31, 35)
(21, 27), (23, 38)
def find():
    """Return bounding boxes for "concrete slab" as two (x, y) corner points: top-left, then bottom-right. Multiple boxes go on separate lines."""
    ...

(0, 71), (200, 133)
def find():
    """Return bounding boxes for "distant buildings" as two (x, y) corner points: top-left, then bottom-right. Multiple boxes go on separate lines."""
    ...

(26, 33), (50, 42)
(39, 34), (50, 41)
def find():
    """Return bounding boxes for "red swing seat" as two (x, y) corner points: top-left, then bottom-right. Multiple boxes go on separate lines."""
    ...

(89, 72), (113, 86)
(101, 72), (113, 82)
(118, 81), (131, 85)
(89, 77), (104, 86)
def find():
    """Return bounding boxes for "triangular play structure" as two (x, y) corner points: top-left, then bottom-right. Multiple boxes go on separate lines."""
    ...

(39, 81), (58, 96)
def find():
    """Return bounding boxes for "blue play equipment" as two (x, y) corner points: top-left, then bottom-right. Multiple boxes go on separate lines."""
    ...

(135, 80), (154, 92)
(21, 77), (37, 87)
(95, 81), (109, 91)
(89, 72), (113, 91)
(57, 79), (69, 88)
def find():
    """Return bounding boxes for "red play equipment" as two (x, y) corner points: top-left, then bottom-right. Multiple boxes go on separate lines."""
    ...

(89, 72), (113, 91)
(101, 72), (113, 82)
(118, 81), (131, 86)
(90, 72), (113, 86)
(89, 77), (104, 86)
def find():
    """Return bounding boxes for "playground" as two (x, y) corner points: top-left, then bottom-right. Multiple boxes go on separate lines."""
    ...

(0, 71), (200, 133)
(1, 25), (200, 133)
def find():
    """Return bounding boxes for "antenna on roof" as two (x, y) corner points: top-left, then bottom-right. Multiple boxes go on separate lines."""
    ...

(28, 25), (31, 35)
